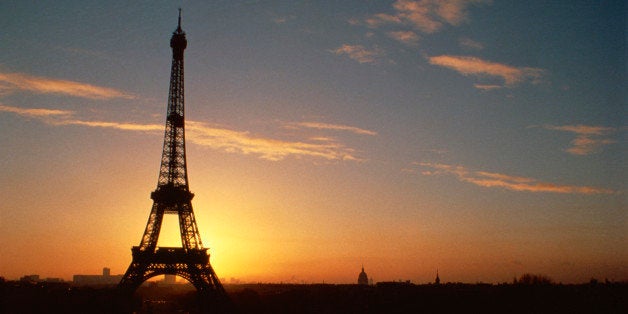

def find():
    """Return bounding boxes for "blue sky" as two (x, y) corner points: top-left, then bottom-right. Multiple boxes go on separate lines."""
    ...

(0, 0), (625, 283)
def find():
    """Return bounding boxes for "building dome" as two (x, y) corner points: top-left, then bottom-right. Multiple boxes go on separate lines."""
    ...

(357, 266), (369, 285)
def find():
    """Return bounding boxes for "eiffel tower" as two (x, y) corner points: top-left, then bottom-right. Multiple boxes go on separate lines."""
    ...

(119, 10), (230, 309)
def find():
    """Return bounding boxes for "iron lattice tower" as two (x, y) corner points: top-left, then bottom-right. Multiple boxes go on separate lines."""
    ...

(119, 11), (229, 307)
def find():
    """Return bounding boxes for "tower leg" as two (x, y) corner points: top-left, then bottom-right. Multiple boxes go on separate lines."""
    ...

(118, 262), (147, 293)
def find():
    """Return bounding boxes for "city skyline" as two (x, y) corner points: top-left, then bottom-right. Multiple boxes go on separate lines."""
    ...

(0, 1), (625, 284)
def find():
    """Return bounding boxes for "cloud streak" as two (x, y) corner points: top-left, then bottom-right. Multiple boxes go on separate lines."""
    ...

(388, 31), (420, 45)
(537, 124), (617, 155)
(54, 119), (163, 131)
(473, 84), (502, 91)
(285, 121), (377, 136)
(418, 162), (615, 194)
(0, 104), (362, 162)
(459, 37), (484, 50)
(0, 72), (134, 99)
(331, 44), (384, 64)
(187, 121), (359, 161)
(428, 55), (544, 88)
(0, 103), (73, 117)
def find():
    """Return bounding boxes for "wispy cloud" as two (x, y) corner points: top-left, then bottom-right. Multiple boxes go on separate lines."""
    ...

(186, 121), (360, 161)
(0, 104), (362, 162)
(285, 121), (377, 136)
(428, 55), (544, 88)
(388, 31), (420, 45)
(536, 124), (618, 155)
(365, 13), (403, 28)
(331, 44), (384, 64)
(542, 125), (615, 136)
(417, 162), (615, 194)
(393, 0), (444, 33)
(459, 37), (484, 50)
(0, 103), (161, 131)
(54, 119), (163, 131)
(0, 103), (73, 117)
(0, 72), (134, 99)
(474, 84), (502, 91)
(366, 0), (490, 33)
(272, 15), (296, 24)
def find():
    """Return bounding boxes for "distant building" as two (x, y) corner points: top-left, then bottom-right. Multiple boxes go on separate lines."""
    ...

(164, 274), (176, 284)
(18, 275), (64, 284)
(20, 275), (40, 283)
(357, 266), (369, 285)
(44, 277), (64, 283)
(73, 267), (122, 286)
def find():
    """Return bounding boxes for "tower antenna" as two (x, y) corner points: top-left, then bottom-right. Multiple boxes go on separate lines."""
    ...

(177, 8), (182, 31)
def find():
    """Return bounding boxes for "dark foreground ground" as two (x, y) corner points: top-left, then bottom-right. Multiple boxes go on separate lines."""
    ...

(1, 281), (626, 313)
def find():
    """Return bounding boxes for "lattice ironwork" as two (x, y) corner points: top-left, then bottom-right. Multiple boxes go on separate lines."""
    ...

(118, 11), (230, 309)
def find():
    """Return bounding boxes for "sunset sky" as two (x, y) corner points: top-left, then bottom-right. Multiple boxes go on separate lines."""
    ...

(0, 1), (625, 284)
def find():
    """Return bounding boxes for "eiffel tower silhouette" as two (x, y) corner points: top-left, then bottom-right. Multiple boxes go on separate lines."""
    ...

(118, 10), (230, 309)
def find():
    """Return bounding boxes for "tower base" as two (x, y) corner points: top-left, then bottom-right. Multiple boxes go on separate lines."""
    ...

(118, 247), (232, 312)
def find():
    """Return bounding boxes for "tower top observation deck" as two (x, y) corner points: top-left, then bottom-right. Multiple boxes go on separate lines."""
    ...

(171, 8), (187, 59)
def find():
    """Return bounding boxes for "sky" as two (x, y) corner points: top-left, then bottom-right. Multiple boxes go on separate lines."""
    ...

(0, 0), (625, 284)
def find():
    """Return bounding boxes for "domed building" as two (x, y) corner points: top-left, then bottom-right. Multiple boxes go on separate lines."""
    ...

(357, 266), (369, 285)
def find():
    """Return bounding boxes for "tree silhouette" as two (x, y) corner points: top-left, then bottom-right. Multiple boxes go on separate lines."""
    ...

(516, 273), (554, 285)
